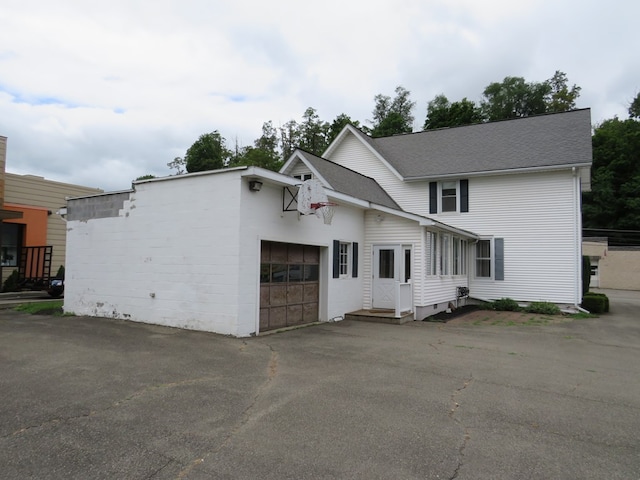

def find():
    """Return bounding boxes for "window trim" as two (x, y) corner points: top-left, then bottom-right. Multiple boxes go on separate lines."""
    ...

(475, 238), (492, 279)
(333, 240), (358, 279)
(440, 181), (458, 213)
(338, 242), (350, 278)
(293, 173), (313, 181)
(430, 179), (469, 214)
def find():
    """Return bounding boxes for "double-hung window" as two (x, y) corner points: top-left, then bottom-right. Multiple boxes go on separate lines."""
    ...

(339, 242), (349, 277)
(475, 240), (491, 278)
(441, 181), (457, 212)
(453, 238), (467, 275)
(426, 232), (438, 276)
(475, 238), (504, 280)
(440, 234), (451, 275)
(429, 180), (469, 214)
(332, 240), (358, 279)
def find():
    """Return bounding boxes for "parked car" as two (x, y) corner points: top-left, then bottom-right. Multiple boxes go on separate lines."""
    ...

(48, 278), (64, 298)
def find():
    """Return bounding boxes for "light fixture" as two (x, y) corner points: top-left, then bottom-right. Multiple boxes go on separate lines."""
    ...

(248, 179), (263, 192)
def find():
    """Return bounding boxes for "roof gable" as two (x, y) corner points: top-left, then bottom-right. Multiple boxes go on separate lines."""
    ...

(323, 125), (404, 180)
(283, 149), (400, 210)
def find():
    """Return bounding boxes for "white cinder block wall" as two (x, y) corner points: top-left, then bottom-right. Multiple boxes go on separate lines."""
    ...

(65, 170), (367, 336)
(65, 172), (244, 335)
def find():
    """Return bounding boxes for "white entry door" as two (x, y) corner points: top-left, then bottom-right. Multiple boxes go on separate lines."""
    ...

(372, 245), (400, 309)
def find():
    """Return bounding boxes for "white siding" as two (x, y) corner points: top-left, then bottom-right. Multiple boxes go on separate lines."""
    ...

(329, 134), (426, 211)
(288, 161), (313, 179)
(363, 211), (421, 310)
(427, 171), (581, 304)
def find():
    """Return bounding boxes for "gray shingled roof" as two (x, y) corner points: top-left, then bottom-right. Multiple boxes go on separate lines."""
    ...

(300, 151), (400, 210)
(369, 109), (592, 179)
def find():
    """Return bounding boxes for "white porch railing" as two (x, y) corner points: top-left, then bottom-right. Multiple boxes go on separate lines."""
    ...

(395, 281), (413, 318)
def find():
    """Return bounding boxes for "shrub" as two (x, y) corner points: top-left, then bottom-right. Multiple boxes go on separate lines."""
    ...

(2, 269), (21, 292)
(581, 294), (607, 314)
(55, 265), (65, 279)
(525, 301), (561, 315)
(491, 298), (521, 311)
(583, 292), (609, 313)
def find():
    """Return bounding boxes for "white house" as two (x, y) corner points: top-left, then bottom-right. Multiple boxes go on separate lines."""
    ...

(63, 109), (592, 336)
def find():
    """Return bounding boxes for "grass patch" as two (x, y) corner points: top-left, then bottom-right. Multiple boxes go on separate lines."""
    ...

(14, 300), (64, 316)
(569, 312), (599, 319)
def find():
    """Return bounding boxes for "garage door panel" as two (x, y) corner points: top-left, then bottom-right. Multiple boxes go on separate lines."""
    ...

(259, 308), (269, 330)
(269, 306), (287, 329)
(288, 244), (304, 263)
(287, 304), (303, 325)
(303, 284), (318, 303)
(269, 285), (287, 306)
(304, 245), (319, 263)
(271, 242), (288, 262)
(287, 284), (303, 304)
(303, 303), (318, 322)
(260, 285), (270, 305)
(260, 241), (320, 332)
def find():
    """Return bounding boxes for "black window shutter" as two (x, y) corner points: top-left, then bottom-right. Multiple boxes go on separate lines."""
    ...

(332, 240), (340, 279)
(494, 238), (504, 281)
(460, 179), (469, 213)
(429, 182), (437, 214)
(352, 242), (358, 278)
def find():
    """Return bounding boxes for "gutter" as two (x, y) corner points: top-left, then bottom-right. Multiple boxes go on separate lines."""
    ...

(402, 162), (592, 182)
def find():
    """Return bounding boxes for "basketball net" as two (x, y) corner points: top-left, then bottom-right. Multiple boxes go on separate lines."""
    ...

(319, 204), (335, 225)
(310, 202), (337, 225)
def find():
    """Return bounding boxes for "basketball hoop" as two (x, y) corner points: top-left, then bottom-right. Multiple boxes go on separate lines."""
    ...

(296, 179), (338, 224)
(311, 202), (338, 225)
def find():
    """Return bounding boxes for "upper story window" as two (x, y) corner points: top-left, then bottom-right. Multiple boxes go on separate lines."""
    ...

(429, 179), (469, 214)
(441, 181), (457, 212)
(293, 173), (313, 181)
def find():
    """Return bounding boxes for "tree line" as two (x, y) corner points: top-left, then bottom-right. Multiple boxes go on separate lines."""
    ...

(167, 70), (581, 174)
(161, 71), (640, 238)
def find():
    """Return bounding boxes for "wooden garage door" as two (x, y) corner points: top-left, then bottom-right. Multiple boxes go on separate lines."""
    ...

(260, 241), (319, 332)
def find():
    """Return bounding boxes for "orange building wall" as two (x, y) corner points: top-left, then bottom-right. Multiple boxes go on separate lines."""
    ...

(3, 203), (49, 246)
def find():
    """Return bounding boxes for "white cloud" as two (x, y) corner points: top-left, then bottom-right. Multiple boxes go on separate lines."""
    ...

(0, 0), (638, 191)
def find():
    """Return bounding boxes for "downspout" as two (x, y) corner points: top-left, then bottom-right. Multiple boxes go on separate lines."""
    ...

(419, 227), (426, 316)
(573, 167), (582, 309)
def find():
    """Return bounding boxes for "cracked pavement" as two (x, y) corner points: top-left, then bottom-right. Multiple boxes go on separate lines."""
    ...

(1, 288), (639, 479)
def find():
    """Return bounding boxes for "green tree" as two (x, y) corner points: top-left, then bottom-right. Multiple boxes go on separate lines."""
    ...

(629, 92), (640, 119)
(279, 119), (300, 162)
(423, 94), (483, 130)
(546, 70), (581, 113)
(298, 107), (330, 155)
(135, 174), (156, 181)
(230, 121), (282, 171)
(185, 131), (230, 173)
(370, 85), (415, 137)
(481, 76), (551, 121)
(582, 116), (640, 231)
(328, 113), (360, 144)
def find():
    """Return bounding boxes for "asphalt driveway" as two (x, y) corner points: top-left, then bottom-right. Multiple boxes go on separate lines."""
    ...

(1, 289), (639, 479)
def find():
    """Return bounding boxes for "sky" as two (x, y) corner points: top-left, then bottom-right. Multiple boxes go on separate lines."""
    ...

(1, 0), (638, 192)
